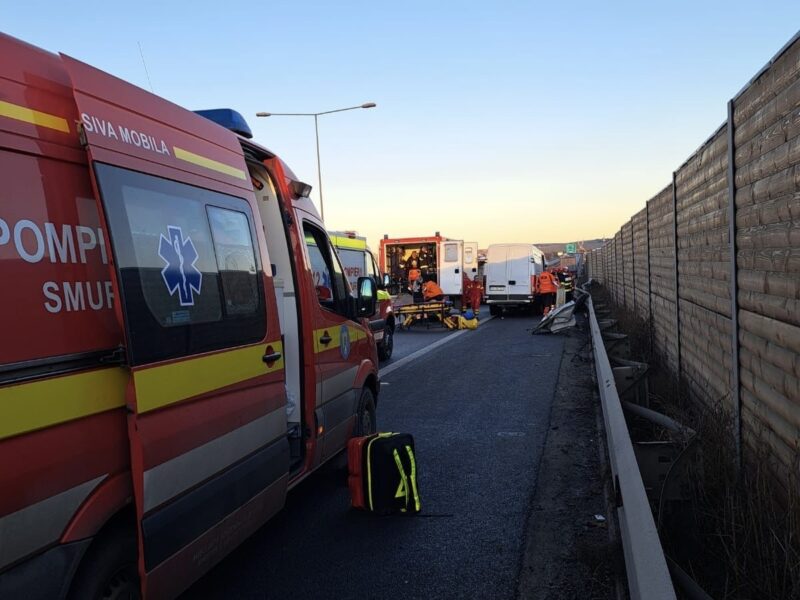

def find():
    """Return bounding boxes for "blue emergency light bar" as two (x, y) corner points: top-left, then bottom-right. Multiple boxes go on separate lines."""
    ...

(194, 109), (253, 139)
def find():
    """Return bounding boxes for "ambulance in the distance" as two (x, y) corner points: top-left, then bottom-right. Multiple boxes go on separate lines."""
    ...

(330, 231), (395, 360)
(378, 232), (479, 307)
(0, 33), (380, 600)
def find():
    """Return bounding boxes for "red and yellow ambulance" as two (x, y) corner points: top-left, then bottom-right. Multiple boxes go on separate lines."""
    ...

(329, 231), (395, 360)
(0, 33), (380, 599)
(378, 233), (479, 307)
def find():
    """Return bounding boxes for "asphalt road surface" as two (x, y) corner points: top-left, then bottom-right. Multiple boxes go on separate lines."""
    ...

(379, 301), (491, 366)
(185, 313), (568, 599)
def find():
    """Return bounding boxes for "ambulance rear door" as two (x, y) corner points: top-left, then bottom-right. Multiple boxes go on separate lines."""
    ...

(463, 242), (479, 281)
(438, 239), (463, 295)
(62, 55), (289, 599)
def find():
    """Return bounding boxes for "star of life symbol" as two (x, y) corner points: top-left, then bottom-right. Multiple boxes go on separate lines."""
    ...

(158, 225), (202, 306)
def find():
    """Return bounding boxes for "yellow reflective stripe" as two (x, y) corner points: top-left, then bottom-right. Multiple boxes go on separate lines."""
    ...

(0, 100), (70, 133)
(173, 146), (247, 180)
(405, 445), (421, 511)
(134, 342), (283, 413)
(392, 448), (410, 511)
(330, 236), (366, 251)
(0, 368), (127, 440)
(313, 325), (368, 354)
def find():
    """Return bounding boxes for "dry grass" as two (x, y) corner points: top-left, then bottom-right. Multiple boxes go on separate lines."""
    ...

(590, 284), (800, 599)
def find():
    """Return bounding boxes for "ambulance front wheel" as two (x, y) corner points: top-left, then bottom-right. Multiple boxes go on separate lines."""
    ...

(68, 516), (139, 600)
(378, 324), (394, 361)
(489, 305), (500, 317)
(356, 387), (377, 436)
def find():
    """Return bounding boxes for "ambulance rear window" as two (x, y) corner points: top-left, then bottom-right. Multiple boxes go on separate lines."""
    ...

(94, 164), (266, 365)
(207, 206), (259, 316)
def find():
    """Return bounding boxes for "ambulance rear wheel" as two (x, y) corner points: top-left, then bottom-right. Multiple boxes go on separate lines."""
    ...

(68, 518), (140, 600)
(356, 387), (377, 436)
(378, 324), (394, 361)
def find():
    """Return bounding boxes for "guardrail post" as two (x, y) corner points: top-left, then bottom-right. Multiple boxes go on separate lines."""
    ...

(726, 99), (742, 474)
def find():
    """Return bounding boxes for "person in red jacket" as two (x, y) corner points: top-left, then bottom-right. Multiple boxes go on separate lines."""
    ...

(469, 275), (483, 314)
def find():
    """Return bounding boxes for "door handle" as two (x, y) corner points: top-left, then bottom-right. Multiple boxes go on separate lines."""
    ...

(509, 280), (516, 285)
(263, 351), (282, 363)
(455, 268), (460, 274)
(319, 333), (332, 345)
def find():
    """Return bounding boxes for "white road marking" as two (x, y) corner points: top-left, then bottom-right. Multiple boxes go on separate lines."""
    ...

(379, 315), (495, 378)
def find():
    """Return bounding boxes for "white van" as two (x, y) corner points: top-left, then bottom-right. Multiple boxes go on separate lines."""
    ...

(485, 243), (546, 315)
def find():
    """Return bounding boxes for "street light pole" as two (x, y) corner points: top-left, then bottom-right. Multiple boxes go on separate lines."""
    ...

(314, 114), (323, 220)
(256, 102), (376, 222)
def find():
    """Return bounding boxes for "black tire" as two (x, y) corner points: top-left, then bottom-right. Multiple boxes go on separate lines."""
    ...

(355, 387), (377, 437)
(489, 305), (500, 317)
(68, 518), (140, 600)
(377, 323), (394, 361)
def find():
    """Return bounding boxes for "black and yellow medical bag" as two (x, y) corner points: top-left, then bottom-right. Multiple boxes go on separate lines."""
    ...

(347, 432), (421, 514)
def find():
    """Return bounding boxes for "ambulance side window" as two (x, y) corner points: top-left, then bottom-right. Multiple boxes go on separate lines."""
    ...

(94, 163), (266, 366)
(303, 223), (348, 315)
(444, 243), (459, 262)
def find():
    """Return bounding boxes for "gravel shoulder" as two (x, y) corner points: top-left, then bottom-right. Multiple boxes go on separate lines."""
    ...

(516, 317), (620, 600)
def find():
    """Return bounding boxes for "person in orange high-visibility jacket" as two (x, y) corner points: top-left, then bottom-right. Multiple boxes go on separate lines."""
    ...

(538, 271), (559, 315)
(422, 280), (445, 301)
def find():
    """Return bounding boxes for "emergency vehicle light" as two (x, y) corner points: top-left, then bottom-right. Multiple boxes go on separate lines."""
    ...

(194, 109), (253, 139)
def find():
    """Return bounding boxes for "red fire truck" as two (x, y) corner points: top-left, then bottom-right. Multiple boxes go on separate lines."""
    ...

(378, 233), (479, 305)
(0, 33), (380, 599)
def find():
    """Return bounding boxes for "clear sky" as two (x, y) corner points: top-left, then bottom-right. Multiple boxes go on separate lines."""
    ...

(4, 2), (799, 249)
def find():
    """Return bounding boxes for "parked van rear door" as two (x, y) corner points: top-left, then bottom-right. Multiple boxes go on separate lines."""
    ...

(486, 244), (509, 300)
(508, 244), (534, 299)
(63, 55), (289, 599)
(438, 240), (463, 295)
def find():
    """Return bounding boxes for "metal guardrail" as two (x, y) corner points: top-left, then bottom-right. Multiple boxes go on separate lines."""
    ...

(586, 294), (677, 600)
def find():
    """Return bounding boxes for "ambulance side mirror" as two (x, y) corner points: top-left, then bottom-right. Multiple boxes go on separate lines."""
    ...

(381, 273), (390, 289)
(356, 277), (377, 318)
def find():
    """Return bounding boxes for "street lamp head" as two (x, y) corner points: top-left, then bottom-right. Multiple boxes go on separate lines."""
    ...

(361, 102), (376, 109)
(255, 112), (271, 117)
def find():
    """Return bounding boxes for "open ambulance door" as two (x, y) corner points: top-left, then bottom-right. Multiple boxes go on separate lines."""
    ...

(463, 242), (479, 281)
(62, 55), (290, 598)
(438, 239), (464, 295)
